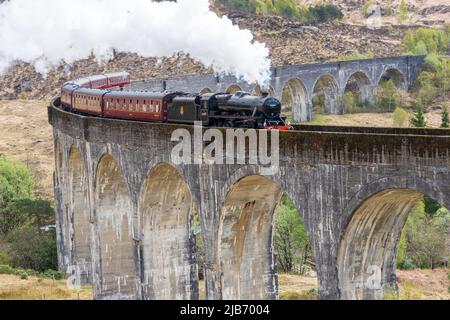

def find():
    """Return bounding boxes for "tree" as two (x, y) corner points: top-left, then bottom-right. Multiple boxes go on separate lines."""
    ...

(398, 201), (450, 269)
(0, 155), (34, 209)
(274, 196), (311, 274)
(392, 107), (408, 127)
(377, 80), (398, 111)
(410, 104), (426, 128)
(6, 225), (57, 272)
(342, 92), (357, 114)
(397, 0), (409, 24)
(442, 107), (449, 128)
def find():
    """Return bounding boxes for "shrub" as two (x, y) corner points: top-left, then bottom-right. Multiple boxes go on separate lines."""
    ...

(0, 155), (34, 212)
(338, 51), (374, 61)
(361, 0), (374, 17)
(410, 104), (426, 128)
(342, 92), (357, 114)
(20, 272), (28, 280)
(216, 0), (343, 23)
(41, 269), (65, 280)
(0, 250), (12, 265)
(309, 4), (343, 23)
(0, 264), (15, 275)
(273, 0), (300, 19)
(402, 28), (449, 56)
(6, 225), (58, 272)
(392, 107), (409, 127)
(441, 107), (449, 128)
(397, 0), (409, 24)
(377, 80), (398, 112)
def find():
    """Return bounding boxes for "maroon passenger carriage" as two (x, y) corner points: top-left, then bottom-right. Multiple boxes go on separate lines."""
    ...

(61, 71), (179, 122)
(103, 91), (179, 122)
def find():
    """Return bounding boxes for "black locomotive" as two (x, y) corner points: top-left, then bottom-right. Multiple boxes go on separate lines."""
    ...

(168, 91), (284, 128)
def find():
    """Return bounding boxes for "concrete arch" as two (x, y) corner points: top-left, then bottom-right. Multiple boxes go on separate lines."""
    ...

(344, 72), (373, 109)
(68, 145), (91, 284)
(200, 87), (212, 94)
(281, 78), (308, 122)
(252, 85), (275, 97)
(312, 74), (340, 115)
(226, 84), (242, 94)
(378, 68), (406, 90)
(218, 175), (283, 300)
(95, 154), (137, 299)
(139, 163), (198, 300)
(337, 188), (433, 300)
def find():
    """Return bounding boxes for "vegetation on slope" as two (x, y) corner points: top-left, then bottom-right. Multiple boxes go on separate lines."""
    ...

(216, 0), (343, 22)
(0, 156), (57, 273)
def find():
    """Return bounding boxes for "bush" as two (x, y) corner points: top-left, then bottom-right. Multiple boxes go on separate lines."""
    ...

(6, 225), (57, 272)
(397, 0), (409, 24)
(0, 250), (12, 265)
(442, 107), (449, 128)
(274, 196), (313, 274)
(342, 92), (357, 114)
(402, 28), (449, 56)
(20, 272), (28, 280)
(410, 104), (426, 128)
(273, 0), (300, 19)
(309, 4), (343, 23)
(41, 269), (65, 280)
(217, 0), (343, 22)
(398, 201), (450, 270)
(338, 51), (374, 61)
(0, 264), (15, 275)
(0, 155), (34, 213)
(392, 107), (409, 127)
(377, 80), (398, 112)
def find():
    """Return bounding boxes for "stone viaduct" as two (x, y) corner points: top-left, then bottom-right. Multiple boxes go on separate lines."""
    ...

(128, 55), (425, 122)
(49, 110), (449, 300)
(49, 56), (449, 300)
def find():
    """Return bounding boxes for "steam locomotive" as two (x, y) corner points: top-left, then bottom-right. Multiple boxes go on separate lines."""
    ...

(60, 72), (292, 130)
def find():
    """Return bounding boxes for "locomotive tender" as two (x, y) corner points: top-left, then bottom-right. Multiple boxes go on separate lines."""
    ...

(60, 72), (292, 130)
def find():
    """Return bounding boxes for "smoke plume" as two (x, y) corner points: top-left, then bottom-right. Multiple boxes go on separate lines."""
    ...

(0, 0), (271, 84)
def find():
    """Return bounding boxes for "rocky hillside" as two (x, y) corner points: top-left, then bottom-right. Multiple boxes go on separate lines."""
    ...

(0, 1), (448, 100)
(315, 0), (450, 27)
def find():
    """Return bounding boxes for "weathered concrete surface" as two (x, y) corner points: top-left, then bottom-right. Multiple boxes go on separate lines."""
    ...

(127, 56), (425, 122)
(49, 100), (449, 300)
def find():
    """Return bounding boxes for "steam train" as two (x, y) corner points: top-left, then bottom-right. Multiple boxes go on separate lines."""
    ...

(60, 72), (292, 130)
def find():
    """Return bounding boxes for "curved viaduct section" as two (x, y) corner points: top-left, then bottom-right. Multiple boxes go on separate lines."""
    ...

(49, 98), (449, 300)
(129, 55), (425, 123)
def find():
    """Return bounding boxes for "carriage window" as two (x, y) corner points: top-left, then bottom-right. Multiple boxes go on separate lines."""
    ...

(156, 103), (160, 113)
(136, 100), (139, 111)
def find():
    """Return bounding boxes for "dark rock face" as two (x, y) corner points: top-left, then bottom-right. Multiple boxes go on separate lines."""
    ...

(48, 101), (449, 300)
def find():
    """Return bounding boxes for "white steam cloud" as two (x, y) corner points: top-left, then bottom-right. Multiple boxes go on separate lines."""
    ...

(0, 0), (271, 84)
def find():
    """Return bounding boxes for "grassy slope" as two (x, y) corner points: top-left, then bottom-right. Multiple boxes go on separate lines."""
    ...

(0, 274), (92, 300)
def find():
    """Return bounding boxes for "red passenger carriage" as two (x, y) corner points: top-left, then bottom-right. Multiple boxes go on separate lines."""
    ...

(103, 91), (177, 122)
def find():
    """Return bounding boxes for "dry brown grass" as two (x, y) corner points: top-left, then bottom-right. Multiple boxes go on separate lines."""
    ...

(0, 274), (93, 300)
(308, 108), (447, 128)
(0, 99), (54, 201)
(0, 269), (448, 300)
(395, 268), (450, 300)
